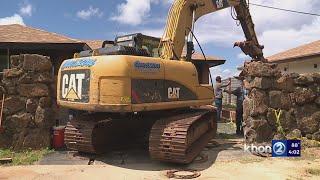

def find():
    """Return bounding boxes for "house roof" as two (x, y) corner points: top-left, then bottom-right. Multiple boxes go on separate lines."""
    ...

(268, 40), (320, 63)
(0, 24), (81, 44)
(83, 40), (105, 49)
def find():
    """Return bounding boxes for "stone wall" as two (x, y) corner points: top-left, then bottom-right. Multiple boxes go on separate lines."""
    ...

(241, 61), (320, 145)
(0, 54), (55, 149)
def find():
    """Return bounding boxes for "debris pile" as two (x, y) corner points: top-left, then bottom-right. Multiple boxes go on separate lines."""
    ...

(0, 54), (55, 149)
(242, 61), (320, 144)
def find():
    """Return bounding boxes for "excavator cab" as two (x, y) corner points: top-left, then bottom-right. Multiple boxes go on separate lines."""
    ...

(115, 33), (161, 57)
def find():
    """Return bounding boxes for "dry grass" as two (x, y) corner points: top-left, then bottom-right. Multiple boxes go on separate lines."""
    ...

(0, 148), (53, 166)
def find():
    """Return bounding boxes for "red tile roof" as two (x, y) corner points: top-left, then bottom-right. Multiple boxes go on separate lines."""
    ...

(268, 40), (320, 62)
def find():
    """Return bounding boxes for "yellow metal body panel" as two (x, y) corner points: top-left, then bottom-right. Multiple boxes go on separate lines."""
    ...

(57, 55), (214, 112)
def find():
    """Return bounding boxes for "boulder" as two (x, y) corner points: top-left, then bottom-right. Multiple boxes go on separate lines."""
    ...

(3, 96), (26, 115)
(17, 83), (49, 97)
(248, 88), (268, 116)
(12, 129), (51, 150)
(2, 77), (17, 87)
(252, 119), (274, 143)
(6, 113), (33, 131)
(242, 61), (278, 77)
(273, 133), (286, 140)
(250, 77), (274, 90)
(269, 91), (292, 110)
(266, 108), (297, 132)
(243, 79), (252, 90)
(288, 73), (300, 79)
(10, 55), (23, 68)
(294, 74), (314, 85)
(275, 75), (295, 92)
(244, 117), (274, 143)
(311, 73), (320, 84)
(312, 131), (320, 141)
(18, 72), (53, 84)
(0, 134), (12, 148)
(286, 129), (302, 140)
(266, 108), (277, 128)
(243, 98), (251, 121)
(281, 109), (298, 132)
(39, 97), (52, 108)
(315, 97), (320, 106)
(3, 68), (24, 78)
(244, 128), (257, 144)
(293, 104), (319, 120)
(269, 91), (282, 109)
(297, 112), (320, 135)
(306, 134), (313, 139)
(26, 98), (39, 113)
(35, 106), (53, 127)
(5, 86), (17, 95)
(293, 87), (316, 105)
(22, 54), (52, 72)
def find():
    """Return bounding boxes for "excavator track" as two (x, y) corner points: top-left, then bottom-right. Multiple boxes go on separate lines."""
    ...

(65, 114), (143, 154)
(64, 107), (217, 164)
(65, 118), (97, 153)
(149, 108), (217, 164)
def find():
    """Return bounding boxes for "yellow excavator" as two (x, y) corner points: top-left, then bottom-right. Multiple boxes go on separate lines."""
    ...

(57, 0), (265, 164)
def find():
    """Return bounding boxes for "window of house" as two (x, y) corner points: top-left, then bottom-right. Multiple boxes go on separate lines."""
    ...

(314, 64), (318, 69)
(0, 49), (9, 73)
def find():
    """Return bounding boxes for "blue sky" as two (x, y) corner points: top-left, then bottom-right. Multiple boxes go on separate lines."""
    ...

(0, 0), (319, 78)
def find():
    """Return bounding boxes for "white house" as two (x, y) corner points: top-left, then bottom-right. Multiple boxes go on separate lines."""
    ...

(268, 40), (320, 74)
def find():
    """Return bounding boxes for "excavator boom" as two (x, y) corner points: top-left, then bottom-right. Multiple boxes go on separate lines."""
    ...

(160, 0), (266, 62)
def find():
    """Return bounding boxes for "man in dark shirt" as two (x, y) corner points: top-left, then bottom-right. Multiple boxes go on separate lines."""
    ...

(224, 77), (247, 135)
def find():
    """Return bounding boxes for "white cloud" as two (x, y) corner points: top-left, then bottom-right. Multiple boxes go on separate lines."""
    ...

(0, 14), (25, 25)
(123, 0), (319, 58)
(19, 2), (33, 16)
(194, 0), (320, 56)
(77, 6), (103, 20)
(111, 0), (157, 25)
(140, 28), (164, 37)
(210, 66), (240, 79)
(237, 53), (249, 60)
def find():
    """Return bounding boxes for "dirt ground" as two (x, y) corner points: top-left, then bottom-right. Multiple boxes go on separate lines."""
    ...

(1, 123), (319, 180)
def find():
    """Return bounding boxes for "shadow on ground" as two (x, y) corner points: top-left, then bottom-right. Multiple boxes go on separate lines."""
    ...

(38, 123), (250, 171)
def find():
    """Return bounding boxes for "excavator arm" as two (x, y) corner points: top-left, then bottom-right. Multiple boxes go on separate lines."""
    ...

(160, 0), (266, 62)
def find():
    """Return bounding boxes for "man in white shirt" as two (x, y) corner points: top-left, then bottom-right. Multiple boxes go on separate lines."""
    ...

(214, 76), (230, 122)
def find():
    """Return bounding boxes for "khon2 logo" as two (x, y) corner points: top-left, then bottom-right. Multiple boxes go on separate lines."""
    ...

(272, 140), (287, 156)
(244, 140), (301, 157)
(272, 140), (301, 157)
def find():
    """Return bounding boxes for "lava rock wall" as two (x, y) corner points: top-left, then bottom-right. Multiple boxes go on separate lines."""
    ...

(0, 54), (55, 149)
(242, 61), (320, 144)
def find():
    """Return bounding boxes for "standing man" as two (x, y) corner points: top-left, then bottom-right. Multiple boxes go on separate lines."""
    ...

(224, 77), (247, 135)
(214, 76), (230, 122)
